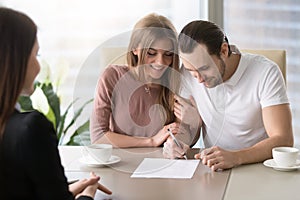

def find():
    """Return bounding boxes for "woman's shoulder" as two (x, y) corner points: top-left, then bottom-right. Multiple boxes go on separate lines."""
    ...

(6, 110), (54, 138)
(2, 110), (57, 152)
(104, 64), (129, 76)
(13, 110), (50, 125)
(100, 64), (130, 85)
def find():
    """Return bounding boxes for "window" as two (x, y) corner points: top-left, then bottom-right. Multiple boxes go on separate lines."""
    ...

(224, 0), (300, 147)
(2, 0), (204, 104)
(2, 0), (206, 141)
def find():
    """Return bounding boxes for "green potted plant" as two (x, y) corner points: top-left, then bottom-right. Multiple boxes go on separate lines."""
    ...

(18, 59), (92, 145)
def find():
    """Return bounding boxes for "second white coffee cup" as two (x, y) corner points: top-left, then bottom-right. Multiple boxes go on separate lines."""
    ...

(86, 144), (112, 163)
(272, 147), (299, 167)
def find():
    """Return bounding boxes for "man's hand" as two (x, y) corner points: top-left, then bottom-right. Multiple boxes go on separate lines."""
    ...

(195, 146), (239, 171)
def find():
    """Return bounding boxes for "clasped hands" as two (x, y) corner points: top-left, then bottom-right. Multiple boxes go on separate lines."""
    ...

(69, 172), (112, 199)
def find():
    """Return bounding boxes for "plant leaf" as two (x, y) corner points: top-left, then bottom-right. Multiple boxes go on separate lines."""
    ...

(30, 86), (50, 115)
(66, 120), (91, 146)
(63, 98), (93, 135)
(40, 82), (60, 129)
(44, 106), (56, 129)
(18, 96), (34, 111)
(57, 98), (79, 144)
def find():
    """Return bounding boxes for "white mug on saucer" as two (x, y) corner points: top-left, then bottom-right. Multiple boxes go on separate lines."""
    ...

(272, 147), (299, 167)
(86, 144), (112, 163)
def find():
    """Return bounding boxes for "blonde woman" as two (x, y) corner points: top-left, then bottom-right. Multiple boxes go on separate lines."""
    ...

(90, 13), (182, 147)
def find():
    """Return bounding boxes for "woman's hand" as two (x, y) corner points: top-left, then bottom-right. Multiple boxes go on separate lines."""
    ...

(163, 136), (189, 159)
(69, 172), (112, 199)
(174, 95), (202, 126)
(151, 122), (179, 147)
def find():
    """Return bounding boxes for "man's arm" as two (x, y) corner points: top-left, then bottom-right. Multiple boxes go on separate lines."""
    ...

(236, 103), (293, 165)
(198, 104), (293, 170)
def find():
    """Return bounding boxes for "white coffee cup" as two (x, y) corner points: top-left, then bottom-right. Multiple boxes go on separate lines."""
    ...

(272, 147), (299, 167)
(86, 144), (112, 163)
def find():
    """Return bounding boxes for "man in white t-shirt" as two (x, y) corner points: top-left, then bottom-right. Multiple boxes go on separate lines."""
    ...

(163, 20), (293, 171)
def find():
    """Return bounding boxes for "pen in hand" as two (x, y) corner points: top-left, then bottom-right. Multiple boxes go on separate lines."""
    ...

(167, 128), (187, 160)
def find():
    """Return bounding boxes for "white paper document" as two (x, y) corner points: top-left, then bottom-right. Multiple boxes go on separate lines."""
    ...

(131, 158), (199, 179)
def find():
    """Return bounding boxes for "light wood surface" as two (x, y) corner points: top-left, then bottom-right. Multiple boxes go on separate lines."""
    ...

(223, 162), (300, 200)
(59, 146), (230, 200)
(59, 146), (300, 200)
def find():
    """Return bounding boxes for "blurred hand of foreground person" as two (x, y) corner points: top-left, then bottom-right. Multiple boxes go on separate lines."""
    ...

(69, 172), (112, 198)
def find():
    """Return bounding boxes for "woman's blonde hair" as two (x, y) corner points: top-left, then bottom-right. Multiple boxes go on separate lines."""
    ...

(127, 13), (179, 124)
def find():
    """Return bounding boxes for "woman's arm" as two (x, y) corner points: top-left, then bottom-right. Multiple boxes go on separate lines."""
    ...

(90, 66), (179, 148)
(94, 121), (179, 148)
(173, 95), (202, 146)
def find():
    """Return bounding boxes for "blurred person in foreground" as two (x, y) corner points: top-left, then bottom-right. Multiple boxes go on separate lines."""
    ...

(0, 7), (112, 199)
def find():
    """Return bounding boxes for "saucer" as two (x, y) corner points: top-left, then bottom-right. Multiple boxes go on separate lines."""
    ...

(263, 159), (300, 171)
(79, 155), (121, 167)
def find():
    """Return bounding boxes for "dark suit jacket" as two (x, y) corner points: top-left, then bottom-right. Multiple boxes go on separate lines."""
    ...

(0, 110), (92, 200)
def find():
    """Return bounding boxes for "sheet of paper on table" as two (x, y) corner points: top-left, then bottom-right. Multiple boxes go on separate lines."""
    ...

(131, 158), (200, 179)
